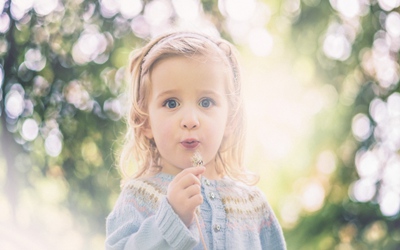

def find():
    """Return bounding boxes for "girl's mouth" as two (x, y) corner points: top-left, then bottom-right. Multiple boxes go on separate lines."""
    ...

(181, 139), (200, 149)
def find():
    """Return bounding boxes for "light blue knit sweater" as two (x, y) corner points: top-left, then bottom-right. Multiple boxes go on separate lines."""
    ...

(106, 172), (286, 250)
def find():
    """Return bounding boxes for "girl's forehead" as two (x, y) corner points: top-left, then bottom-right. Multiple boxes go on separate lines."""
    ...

(153, 55), (229, 77)
(149, 56), (230, 94)
(151, 54), (232, 80)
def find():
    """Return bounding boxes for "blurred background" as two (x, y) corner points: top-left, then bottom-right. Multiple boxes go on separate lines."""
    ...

(1, 0), (400, 249)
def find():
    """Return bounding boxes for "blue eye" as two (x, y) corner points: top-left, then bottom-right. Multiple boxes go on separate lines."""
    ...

(200, 98), (213, 108)
(163, 99), (179, 109)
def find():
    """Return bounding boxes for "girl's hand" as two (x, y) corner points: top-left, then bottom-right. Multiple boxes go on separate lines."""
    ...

(167, 166), (205, 227)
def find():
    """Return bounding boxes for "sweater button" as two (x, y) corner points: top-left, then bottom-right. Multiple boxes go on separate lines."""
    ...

(209, 192), (215, 200)
(204, 179), (211, 186)
(214, 224), (221, 232)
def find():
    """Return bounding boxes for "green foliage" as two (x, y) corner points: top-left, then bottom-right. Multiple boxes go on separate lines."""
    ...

(283, 0), (400, 249)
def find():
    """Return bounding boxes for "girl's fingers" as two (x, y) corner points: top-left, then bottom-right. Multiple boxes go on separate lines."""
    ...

(173, 166), (205, 183)
(188, 193), (203, 209)
(185, 183), (201, 198)
(167, 167), (205, 227)
(180, 174), (201, 189)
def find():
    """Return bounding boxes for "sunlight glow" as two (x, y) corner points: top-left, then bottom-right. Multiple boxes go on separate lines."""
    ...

(280, 198), (301, 226)
(378, 0), (400, 11)
(37, 178), (67, 204)
(172, 0), (200, 21)
(387, 92), (400, 117)
(323, 33), (351, 61)
(33, 0), (58, 16)
(104, 98), (123, 121)
(81, 139), (103, 167)
(100, 0), (119, 18)
(33, 75), (50, 97)
(260, 129), (293, 160)
(72, 28), (108, 65)
(352, 113), (372, 141)
(379, 191), (400, 217)
(21, 118), (39, 141)
(371, 35), (400, 89)
(248, 28), (273, 57)
(353, 90), (400, 216)
(363, 221), (388, 243)
(45, 129), (63, 157)
(0, 0), (5, 13)
(144, 0), (172, 26)
(371, 93), (400, 152)
(302, 86), (337, 114)
(283, 0), (301, 16)
(222, 0), (256, 21)
(5, 84), (25, 119)
(130, 15), (150, 38)
(386, 12), (400, 38)
(64, 81), (93, 111)
(119, 0), (143, 19)
(0, 13), (10, 33)
(25, 48), (46, 71)
(382, 156), (400, 194)
(331, 0), (361, 18)
(10, 0), (34, 20)
(350, 178), (376, 202)
(0, 64), (3, 88)
(301, 180), (325, 212)
(317, 150), (337, 175)
(355, 150), (380, 179)
(369, 98), (387, 123)
(225, 20), (251, 44)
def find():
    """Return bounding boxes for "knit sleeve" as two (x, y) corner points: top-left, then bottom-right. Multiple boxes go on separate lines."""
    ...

(259, 194), (287, 250)
(105, 185), (199, 250)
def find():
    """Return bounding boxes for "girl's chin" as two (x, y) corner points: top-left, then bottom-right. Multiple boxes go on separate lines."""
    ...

(160, 164), (190, 175)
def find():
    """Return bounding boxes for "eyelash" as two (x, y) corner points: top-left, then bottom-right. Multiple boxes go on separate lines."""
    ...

(162, 99), (179, 109)
(162, 98), (216, 109)
(199, 98), (215, 108)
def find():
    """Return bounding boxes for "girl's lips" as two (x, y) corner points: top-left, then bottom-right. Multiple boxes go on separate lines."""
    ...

(181, 140), (200, 149)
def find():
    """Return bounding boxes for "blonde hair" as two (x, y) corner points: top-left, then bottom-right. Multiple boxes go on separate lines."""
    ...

(118, 31), (258, 185)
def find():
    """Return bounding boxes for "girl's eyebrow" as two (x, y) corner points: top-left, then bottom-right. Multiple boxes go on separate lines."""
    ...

(155, 89), (179, 100)
(200, 90), (223, 97)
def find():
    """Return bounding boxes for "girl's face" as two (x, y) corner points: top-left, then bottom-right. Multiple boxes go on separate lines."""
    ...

(143, 56), (230, 179)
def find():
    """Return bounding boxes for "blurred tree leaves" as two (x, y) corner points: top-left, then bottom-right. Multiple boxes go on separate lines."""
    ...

(283, 0), (400, 249)
(1, 0), (129, 247)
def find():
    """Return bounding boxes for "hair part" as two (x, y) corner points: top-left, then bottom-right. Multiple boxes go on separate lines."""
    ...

(117, 31), (259, 185)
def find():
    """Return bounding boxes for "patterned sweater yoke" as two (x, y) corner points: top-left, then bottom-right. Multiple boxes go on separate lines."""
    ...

(106, 172), (286, 250)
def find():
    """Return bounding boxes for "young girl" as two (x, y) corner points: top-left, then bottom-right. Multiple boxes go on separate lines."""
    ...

(105, 31), (286, 250)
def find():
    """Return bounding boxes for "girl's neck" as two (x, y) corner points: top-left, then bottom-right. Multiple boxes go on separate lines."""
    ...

(202, 165), (223, 180)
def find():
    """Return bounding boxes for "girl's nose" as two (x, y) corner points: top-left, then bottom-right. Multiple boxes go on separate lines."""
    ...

(181, 109), (199, 130)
